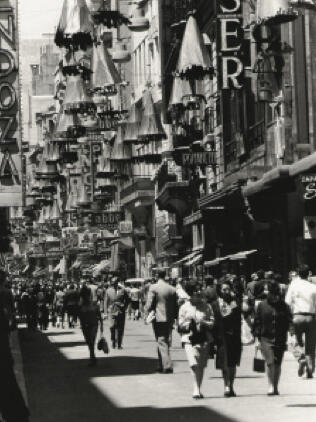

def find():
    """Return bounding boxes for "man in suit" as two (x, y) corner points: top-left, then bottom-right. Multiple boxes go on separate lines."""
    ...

(145, 269), (178, 373)
(104, 277), (129, 349)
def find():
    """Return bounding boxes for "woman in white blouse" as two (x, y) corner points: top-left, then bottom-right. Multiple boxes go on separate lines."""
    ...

(178, 280), (215, 399)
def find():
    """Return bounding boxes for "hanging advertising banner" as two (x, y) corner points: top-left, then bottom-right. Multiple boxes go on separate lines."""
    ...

(0, 1), (22, 206)
(217, 0), (244, 90)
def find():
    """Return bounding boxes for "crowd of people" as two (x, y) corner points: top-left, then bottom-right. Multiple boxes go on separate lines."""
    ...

(1, 263), (316, 420)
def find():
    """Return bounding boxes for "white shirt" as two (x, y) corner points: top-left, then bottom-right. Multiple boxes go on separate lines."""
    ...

(285, 277), (316, 315)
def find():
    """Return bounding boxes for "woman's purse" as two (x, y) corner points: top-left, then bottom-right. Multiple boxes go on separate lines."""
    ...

(97, 336), (109, 354)
(253, 345), (265, 373)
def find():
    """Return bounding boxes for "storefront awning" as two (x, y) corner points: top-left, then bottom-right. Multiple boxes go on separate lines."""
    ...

(93, 260), (110, 276)
(204, 250), (257, 266)
(204, 257), (228, 267)
(53, 263), (61, 273)
(184, 253), (203, 267)
(22, 265), (30, 274)
(172, 250), (202, 267)
(229, 249), (257, 261)
(71, 259), (81, 270)
(289, 151), (316, 177)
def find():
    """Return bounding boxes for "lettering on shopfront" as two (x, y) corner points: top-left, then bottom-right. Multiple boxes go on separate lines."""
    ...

(218, 0), (244, 89)
(301, 175), (316, 201)
(181, 151), (216, 166)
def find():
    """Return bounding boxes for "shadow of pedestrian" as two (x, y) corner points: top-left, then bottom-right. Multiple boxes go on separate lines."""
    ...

(286, 404), (316, 408)
(19, 328), (239, 422)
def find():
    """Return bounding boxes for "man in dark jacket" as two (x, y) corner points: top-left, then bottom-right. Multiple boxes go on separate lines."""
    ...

(104, 278), (129, 349)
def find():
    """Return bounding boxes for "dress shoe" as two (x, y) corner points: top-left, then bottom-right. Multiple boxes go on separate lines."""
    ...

(162, 368), (173, 374)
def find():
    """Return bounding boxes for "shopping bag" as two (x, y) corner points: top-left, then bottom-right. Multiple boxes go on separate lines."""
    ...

(241, 316), (255, 346)
(97, 336), (109, 354)
(253, 345), (265, 373)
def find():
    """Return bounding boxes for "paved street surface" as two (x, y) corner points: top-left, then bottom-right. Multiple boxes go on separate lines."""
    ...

(19, 320), (316, 422)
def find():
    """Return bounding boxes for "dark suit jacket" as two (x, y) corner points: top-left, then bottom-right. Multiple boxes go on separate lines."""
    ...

(104, 286), (129, 319)
(145, 279), (177, 324)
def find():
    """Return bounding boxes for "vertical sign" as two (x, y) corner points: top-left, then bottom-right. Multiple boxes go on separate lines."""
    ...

(0, 0), (22, 206)
(217, 0), (244, 90)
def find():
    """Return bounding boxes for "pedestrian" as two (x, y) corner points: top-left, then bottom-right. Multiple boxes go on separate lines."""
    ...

(64, 283), (80, 328)
(145, 269), (178, 374)
(53, 286), (65, 328)
(203, 275), (217, 306)
(78, 285), (104, 366)
(213, 278), (242, 397)
(178, 280), (214, 399)
(253, 281), (292, 396)
(104, 277), (129, 349)
(130, 283), (141, 320)
(0, 270), (30, 422)
(285, 264), (316, 378)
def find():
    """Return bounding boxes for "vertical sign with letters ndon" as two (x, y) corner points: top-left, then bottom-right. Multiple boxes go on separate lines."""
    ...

(0, 0), (22, 206)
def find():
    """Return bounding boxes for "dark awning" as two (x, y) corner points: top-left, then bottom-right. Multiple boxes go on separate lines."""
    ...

(111, 124), (132, 161)
(124, 102), (142, 143)
(91, 40), (121, 92)
(55, 0), (93, 50)
(138, 91), (166, 143)
(175, 15), (213, 80)
(169, 76), (192, 109)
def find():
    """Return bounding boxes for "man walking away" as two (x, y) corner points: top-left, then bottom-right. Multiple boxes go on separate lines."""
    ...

(145, 269), (178, 374)
(104, 278), (129, 349)
(286, 264), (316, 378)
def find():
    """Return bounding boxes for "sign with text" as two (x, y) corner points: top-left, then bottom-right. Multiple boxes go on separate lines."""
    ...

(180, 151), (216, 167)
(0, 1), (22, 205)
(301, 174), (316, 201)
(217, 0), (244, 90)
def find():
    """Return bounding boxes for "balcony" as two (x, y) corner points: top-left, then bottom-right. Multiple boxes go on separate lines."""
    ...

(156, 181), (194, 217)
(161, 223), (183, 251)
(120, 178), (155, 209)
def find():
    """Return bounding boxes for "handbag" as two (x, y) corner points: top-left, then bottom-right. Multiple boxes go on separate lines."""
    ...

(97, 336), (109, 354)
(253, 345), (265, 373)
(241, 316), (255, 346)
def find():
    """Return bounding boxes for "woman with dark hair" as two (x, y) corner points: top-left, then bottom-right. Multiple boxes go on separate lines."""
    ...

(79, 286), (103, 366)
(178, 280), (214, 399)
(213, 279), (242, 397)
(254, 281), (292, 395)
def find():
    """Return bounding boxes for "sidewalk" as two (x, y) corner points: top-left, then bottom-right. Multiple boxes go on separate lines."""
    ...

(19, 321), (316, 422)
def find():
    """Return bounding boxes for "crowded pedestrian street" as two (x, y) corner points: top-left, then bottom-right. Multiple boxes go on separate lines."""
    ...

(3, 1), (316, 421)
(16, 319), (316, 422)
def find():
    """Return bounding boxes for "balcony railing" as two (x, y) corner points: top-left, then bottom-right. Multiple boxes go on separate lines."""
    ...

(247, 119), (265, 152)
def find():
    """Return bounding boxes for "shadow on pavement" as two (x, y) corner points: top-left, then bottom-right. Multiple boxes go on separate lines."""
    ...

(19, 328), (239, 422)
(46, 331), (75, 336)
(287, 404), (316, 408)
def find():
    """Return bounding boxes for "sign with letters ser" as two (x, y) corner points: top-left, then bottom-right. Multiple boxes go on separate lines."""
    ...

(217, 0), (244, 90)
(0, 0), (22, 206)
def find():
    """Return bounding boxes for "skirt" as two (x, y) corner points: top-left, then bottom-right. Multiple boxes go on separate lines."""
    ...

(260, 338), (286, 366)
(184, 343), (209, 369)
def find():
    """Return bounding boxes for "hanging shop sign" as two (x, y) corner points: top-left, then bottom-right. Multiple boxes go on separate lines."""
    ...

(0, 1), (22, 206)
(181, 151), (216, 167)
(119, 220), (133, 235)
(217, 0), (244, 90)
(93, 211), (122, 230)
(301, 174), (316, 201)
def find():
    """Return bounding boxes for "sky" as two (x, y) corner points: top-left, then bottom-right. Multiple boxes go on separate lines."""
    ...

(19, 0), (64, 39)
